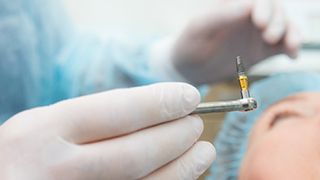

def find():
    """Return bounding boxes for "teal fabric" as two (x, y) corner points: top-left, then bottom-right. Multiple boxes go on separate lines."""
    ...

(0, 0), (70, 122)
(0, 0), (163, 123)
(207, 72), (320, 180)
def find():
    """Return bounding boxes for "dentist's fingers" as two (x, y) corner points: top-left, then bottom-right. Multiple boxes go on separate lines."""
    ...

(252, 0), (273, 29)
(143, 141), (216, 180)
(80, 116), (204, 180)
(284, 23), (301, 59)
(262, 4), (286, 45)
(49, 83), (200, 144)
(253, 0), (301, 58)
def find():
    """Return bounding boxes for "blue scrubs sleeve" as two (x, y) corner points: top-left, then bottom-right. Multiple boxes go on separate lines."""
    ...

(55, 36), (162, 99)
(0, 0), (161, 123)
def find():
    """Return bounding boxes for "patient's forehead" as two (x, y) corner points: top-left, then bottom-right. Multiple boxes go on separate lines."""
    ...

(268, 92), (320, 111)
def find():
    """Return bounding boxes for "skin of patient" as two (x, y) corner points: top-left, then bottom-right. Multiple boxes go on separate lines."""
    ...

(239, 92), (320, 180)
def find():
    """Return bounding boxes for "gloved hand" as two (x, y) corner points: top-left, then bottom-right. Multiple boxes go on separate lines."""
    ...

(0, 83), (215, 180)
(173, 0), (301, 85)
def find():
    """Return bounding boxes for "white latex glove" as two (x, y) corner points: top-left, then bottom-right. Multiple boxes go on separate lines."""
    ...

(173, 0), (301, 85)
(0, 83), (215, 180)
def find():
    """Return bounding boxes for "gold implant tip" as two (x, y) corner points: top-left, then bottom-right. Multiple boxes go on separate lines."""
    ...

(236, 56), (250, 98)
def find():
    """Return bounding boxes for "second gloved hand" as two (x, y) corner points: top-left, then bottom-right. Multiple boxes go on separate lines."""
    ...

(172, 0), (301, 85)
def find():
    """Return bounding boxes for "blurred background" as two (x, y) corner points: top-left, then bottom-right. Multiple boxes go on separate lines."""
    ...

(63, 0), (320, 178)
(64, 0), (320, 80)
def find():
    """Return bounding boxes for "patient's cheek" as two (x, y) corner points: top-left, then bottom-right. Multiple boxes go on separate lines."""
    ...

(239, 131), (320, 180)
(239, 146), (274, 180)
(239, 147), (301, 180)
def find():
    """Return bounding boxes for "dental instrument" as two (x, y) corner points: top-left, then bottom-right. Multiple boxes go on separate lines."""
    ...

(192, 57), (257, 114)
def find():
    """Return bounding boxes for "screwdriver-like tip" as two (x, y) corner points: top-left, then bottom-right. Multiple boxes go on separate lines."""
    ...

(236, 56), (241, 64)
(236, 56), (245, 75)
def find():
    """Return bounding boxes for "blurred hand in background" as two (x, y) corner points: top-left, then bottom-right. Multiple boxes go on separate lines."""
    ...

(173, 0), (301, 85)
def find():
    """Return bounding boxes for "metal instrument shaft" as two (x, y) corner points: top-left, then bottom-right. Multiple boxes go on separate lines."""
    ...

(192, 98), (257, 114)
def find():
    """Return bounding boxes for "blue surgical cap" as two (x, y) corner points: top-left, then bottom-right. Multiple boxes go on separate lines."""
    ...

(207, 72), (320, 180)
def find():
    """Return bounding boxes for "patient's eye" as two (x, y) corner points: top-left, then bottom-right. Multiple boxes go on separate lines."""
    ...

(270, 110), (302, 127)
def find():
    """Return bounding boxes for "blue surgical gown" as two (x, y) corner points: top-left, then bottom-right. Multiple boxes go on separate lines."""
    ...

(0, 0), (162, 123)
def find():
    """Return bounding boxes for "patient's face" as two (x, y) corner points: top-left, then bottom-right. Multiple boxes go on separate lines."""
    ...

(239, 92), (320, 179)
